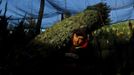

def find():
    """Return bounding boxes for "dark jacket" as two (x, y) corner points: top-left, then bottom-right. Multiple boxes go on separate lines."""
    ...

(52, 38), (99, 74)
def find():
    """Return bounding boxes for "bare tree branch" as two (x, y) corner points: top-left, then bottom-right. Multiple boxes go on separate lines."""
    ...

(4, 1), (7, 16)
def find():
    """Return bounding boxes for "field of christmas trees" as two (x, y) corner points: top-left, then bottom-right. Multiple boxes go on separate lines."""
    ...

(0, 2), (134, 75)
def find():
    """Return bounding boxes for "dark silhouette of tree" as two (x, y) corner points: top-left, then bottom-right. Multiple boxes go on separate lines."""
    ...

(86, 3), (111, 32)
(0, 2), (12, 74)
(0, 1), (9, 48)
(13, 19), (25, 45)
(25, 16), (37, 41)
(0, 2), (9, 36)
(61, 11), (71, 20)
(122, 20), (134, 75)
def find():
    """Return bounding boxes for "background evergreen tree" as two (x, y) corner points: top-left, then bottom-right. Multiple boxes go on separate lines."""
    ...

(86, 3), (111, 32)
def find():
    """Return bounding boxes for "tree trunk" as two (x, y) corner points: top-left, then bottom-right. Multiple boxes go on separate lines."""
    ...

(36, 0), (45, 35)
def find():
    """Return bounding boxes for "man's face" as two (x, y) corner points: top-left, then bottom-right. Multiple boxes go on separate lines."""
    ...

(72, 33), (84, 47)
